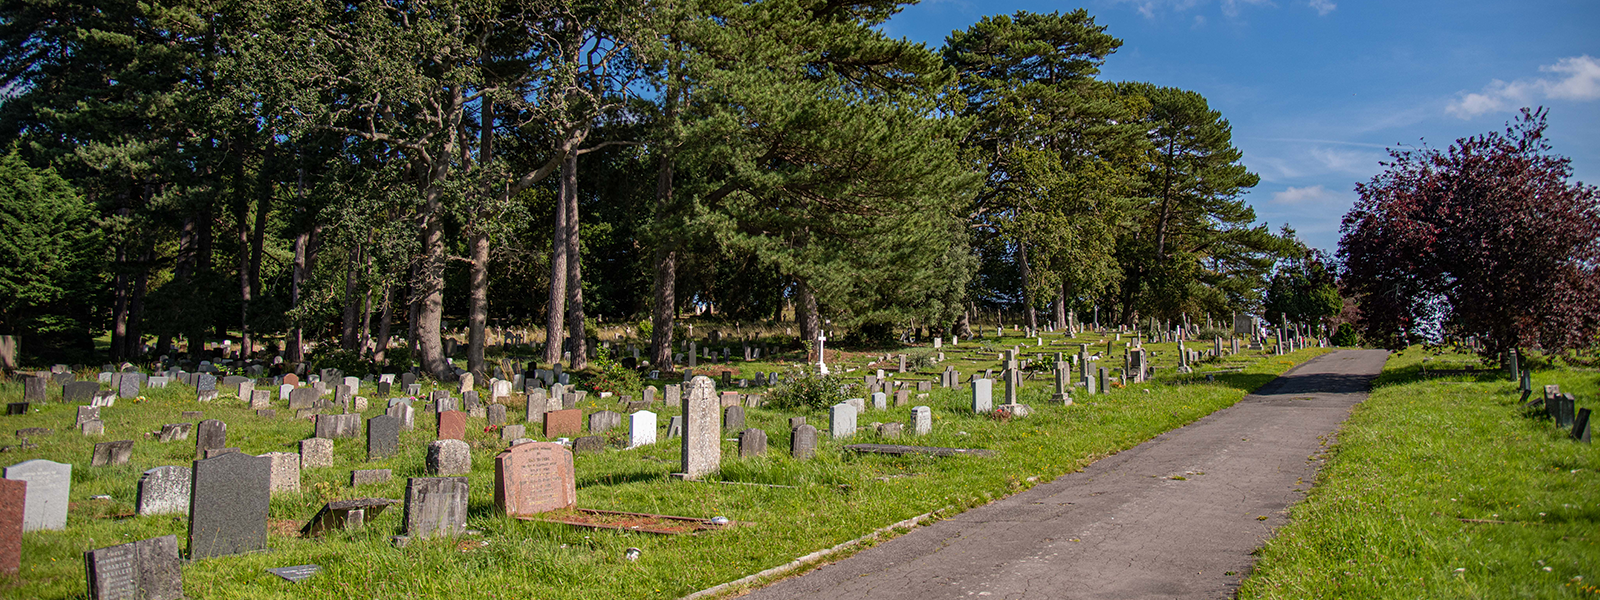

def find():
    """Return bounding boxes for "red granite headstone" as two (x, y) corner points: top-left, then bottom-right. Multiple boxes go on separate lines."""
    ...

(542, 409), (582, 438)
(282, 373), (299, 387)
(494, 442), (576, 517)
(0, 478), (22, 574)
(436, 410), (467, 440)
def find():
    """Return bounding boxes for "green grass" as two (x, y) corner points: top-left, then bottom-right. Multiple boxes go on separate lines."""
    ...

(1240, 348), (1600, 599)
(2, 335), (1327, 600)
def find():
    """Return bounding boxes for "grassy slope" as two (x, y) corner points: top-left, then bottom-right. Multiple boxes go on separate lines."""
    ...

(1241, 349), (1600, 599)
(4, 336), (1326, 600)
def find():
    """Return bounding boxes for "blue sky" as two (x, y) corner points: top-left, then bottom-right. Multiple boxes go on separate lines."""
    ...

(880, 0), (1600, 252)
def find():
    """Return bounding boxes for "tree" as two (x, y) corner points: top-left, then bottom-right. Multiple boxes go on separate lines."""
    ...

(0, 150), (101, 361)
(1262, 241), (1342, 329)
(1339, 108), (1600, 358)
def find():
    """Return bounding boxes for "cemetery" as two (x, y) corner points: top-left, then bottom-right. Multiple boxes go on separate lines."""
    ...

(1, 324), (1341, 599)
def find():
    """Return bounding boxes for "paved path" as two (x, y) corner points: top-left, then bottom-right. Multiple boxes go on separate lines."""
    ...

(738, 349), (1390, 600)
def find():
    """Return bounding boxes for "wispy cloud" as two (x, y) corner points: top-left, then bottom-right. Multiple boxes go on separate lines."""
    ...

(1111, 0), (1273, 18)
(1270, 185), (1343, 205)
(1307, 0), (1335, 15)
(1446, 55), (1600, 119)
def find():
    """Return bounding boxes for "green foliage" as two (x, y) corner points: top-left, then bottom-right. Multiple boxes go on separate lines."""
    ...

(1262, 245), (1342, 326)
(579, 346), (640, 397)
(307, 348), (372, 378)
(1331, 323), (1361, 347)
(0, 150), (101, 361)
(766, 367), (858, 412)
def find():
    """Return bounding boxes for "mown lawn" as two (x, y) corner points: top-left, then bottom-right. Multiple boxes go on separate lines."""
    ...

(3, 334), (1326, 600)
(1241, 348), (1600, 599)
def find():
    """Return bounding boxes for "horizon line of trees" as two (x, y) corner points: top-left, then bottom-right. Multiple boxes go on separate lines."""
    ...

(1, 0), (1330, 374)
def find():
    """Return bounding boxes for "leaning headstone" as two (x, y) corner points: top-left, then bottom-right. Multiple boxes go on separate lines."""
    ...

(738, 428), (767, 457)
(137, 466), (191, 516)
(386, 402), (415, 431)
(665, 416), (683, 438)
(263, 452), (301, 494)
(971, 378), (993, 413)
(791, 424), (818, 459)
(426, 439), (471, 476)
(299, 438), (333, 469)
(402, 477), (468, 539)
(84, 535), (183, 600)
(194, 419), (227, 459)
(628, 410), (657, 448)
(187, 451), (270, 559)
(3, 459), (70, 531)
(76, 405), (101, 426)
(157, 423), (192, 443)
(300, 498), (395, 538)
(91, 440), (135, 467)
(911, 406), (932, 436)
(366, 415), (400, 460)
(493, 442), (576, 516)
(678, 375), (720, 480)
(830, 403), (857, 440)
(723, 405), (745, 431)
(588, 410), (622, 434)
(543, 408), (582, 438)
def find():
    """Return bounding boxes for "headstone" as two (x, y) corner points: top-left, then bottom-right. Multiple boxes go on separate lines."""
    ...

(738, 428), (767, 457)
(65, 381), (99, 402)
(573, 436), (605, 454)
(315, 413), (361, 439)
(289, 388), (317, 409)
(665, 384), (682, 406)
(723, 405), (745, 431)
(77, 405), (101, 426)
(187, 451), (271, 559)
(136, 466), (191, 516)
(426, 439), (471, 476)
(351, 469), (391, 487)
(157, 423), (192, 443)
(402, 477), (469, 538)
(22, 376), (45, 402)
(500, 424), (526, 440)
(84, 535), (183, 600)
(877, 422), (904, 437)
(365, 415), (400, 461)
(386, 402), (415, 431)
(299, 438), (333, 469)
(487, 404), (507, 426)
(895, 389), (911, 406)
(871, 392), (887, 410)
(196, 373), (216, 392)
(194, 419), (227, 459)
(628, 410), (657, 448)
(830, 403), (857, 440)
(679, 376), (720, 480)
(589, 410), (622, 434)
(300, 498), (395, 538)
(4, 460), (69, 531)
(971, 378), (993, 413)
(791, 424), (818, 459)
(91, 440), (135, 467)
(263, 452), (301, 493)
(543, 408), (582, 438)
(493, 442), (576, 516)
(0, 478), (19, 575)
(436, 410), (467, 440)
(665, 415), (682, 438)
(911, 406), (932, 435)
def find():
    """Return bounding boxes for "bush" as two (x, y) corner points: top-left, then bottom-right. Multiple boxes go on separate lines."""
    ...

(1332, 323), (1362, 347)
(307, 348), (371, 378)
(766, 367), (859, 412)
(579, 346), (640, 397)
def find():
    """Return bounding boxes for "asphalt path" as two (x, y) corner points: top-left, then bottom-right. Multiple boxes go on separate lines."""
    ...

(736, 349), (1390, 600)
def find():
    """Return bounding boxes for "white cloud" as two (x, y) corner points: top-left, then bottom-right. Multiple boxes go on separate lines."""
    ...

(1446, 55), (1600, 119)
(1307, 0), (1335, 15)
(1270, 185), (1344, 205)
(1112, 0), (1274, 18)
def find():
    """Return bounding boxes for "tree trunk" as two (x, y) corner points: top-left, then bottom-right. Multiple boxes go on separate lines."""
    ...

(127, 252), (149, 359)
(649, 154), (676, 370)
(406, 269), (419, 365)
(1056, 281), (1069, 329)
(1019, 241), (1037, 331)
(359, 266), (374, 357)
(543, 153), (571, 366)
(416, 185), (450, 378)
(467, 228), (489, 379)
(236, 150), (254, 360)
(111, 247), (129, 362)
(797, 279), (820, 347)
(565, 152), (587, 371)
(374, 284), (393, 365)
(250, 141), (272, 302)
(341, 244), (361, 350)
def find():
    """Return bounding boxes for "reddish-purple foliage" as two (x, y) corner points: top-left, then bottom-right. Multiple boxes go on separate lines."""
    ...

(1339, 108), (1600, 359)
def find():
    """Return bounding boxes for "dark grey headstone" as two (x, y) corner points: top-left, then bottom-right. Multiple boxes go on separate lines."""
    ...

(196, 373), (216, 392)
(288, 388), (317, 410)
(300, 498), (395, 538)
(65, 381), (99, 402)
(6, 403), (26, 416)
(118, 374), (142, 399)
(194, 419), (227, 460)
(91, 440), (135, 467)
(487, 404), (506, 426)
(723, 405), (745, 431)
(266, 564), (321, 583)
(187, 451), (270, 559)
(588, 410), (621, 434)
(21, 377), (44, 402)
(738, 428), (767, 457)
(402, 477), (468, 538)
(84, 534), (182, 600)
(573, 436), (605, 454)
(366, 415), (400, 460)
(791, 424), (818, 459)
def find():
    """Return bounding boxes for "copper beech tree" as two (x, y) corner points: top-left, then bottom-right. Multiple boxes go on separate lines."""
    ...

(1339, 108), (1600, 359)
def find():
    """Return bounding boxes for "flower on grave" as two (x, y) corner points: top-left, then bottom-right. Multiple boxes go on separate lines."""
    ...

(484, 425), (497, 433)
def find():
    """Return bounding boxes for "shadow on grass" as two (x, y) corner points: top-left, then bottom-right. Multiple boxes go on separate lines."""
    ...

(577, 470), (668, 489)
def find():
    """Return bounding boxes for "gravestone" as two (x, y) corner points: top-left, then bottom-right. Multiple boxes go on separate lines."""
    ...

(137, 466), (191, 515)
(791, 424), (818, 459)
(22, 376), (45, 402)
(895, 389), (910, 407)
(402, 477), (468, 539)
(117, 373), (143, 399)
(77, 405), (100, 426)
(679, 375), (720, 480)
(723, 405), (745, 431)
(526, 390), (548, 423)
(194, 419), (227, 460)
(249, 390), (271, 410)
(643, 387), (657, 404)
(738, 428), (767, 457)
(436, 411), (467, 441)
(543, 409), (582, 438)
(263, 452), (301, 494)
(665, 416), (682, 438)
(628, 410), (656, 448)
(871, 392), (887, 411)
(65, 381), (99, 402)
(830, 403), (857, 440)
(157, 423), (192, 442)
(187, 451), (271, 559)
(203, 448), (239, 459)
(91, 440), (135, 467)
(299, 438), (333, 469)
(971, 378), (993, 413)
(588, 410), (622, 435)
(350, 469), (391, 487)
(315, 413), (361, 439)
(501, 424), (526, 441)
(877, 422), (904, 437)
(4, 460), (70, 531)
(301, 498), (395, 538)
(0, 478), (19, 575)
(426, 439), (471, 476)
(386, 402), (415, 431)
(5, 402), (25, 416)
(493, 442), (576, 516)
(911, 406), (932, 435)
(196, 373), (216, 392)
(84, 535), (183, 600)
(569, 436), (602, 454)
(288, 388), (317, 409)
(367, 415), (400, 460)
(487, 404), (507, 426)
